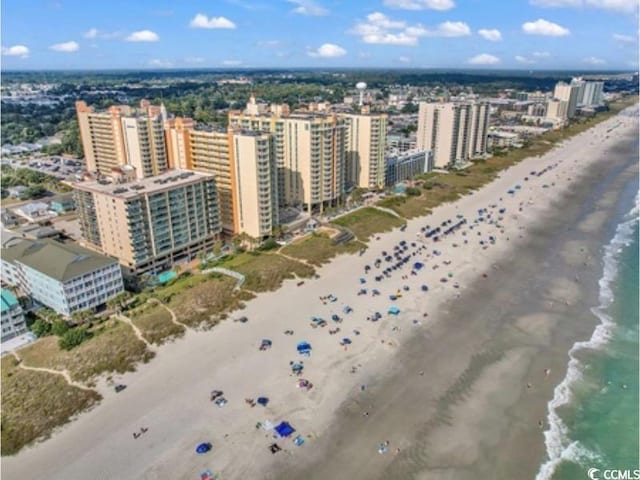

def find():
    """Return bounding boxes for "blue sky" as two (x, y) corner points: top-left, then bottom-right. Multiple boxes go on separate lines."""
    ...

(1, 0), (638, 70)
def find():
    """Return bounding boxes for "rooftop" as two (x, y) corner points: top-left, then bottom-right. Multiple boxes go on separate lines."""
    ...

(1, 289), (19, 313)
(72, 169), (214, 199)
(2, 238), (118, 282)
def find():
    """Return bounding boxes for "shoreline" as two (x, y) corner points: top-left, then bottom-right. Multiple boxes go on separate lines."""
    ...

(2, 105), (638, 480)
(276, 126), (639, 480)
(537, 180), (639, 480)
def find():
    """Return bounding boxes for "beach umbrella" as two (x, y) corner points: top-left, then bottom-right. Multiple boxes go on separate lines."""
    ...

(257, 397), (269, 406)
(196, 442), (212, 455)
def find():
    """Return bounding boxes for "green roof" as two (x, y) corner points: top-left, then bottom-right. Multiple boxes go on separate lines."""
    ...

(1, 289), (19, 313)
(1, 239), (118, 283)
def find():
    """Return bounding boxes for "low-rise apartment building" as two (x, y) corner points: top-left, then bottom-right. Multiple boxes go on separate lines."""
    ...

(1, 240), (124, 317)
(385, 150), (432, 186)
(1, 289), (27, 342)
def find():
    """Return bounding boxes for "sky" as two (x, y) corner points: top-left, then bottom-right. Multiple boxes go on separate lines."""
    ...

(1, 0), (638, 71)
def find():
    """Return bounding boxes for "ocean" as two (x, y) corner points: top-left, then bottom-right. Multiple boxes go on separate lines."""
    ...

(537, 184), (640, 480)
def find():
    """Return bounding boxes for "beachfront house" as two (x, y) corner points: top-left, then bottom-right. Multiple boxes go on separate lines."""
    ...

(1, 239), (124, 317)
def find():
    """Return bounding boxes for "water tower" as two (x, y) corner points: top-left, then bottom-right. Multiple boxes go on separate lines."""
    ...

(356, 82), (367, 107)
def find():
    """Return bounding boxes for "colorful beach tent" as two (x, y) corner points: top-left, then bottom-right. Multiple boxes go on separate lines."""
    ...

(388, 306), (400, 315)
(275, 422), (296, 438)
(297, 341), (312, 354)
(413, 262), (424, 270)
(257, 397), (269, 406)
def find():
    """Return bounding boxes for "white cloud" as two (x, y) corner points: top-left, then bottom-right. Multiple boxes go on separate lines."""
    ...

(366, 12), (407, 29)
(586, 0), (638, 13)
(583, 56), (606, 65)
(83, 28), (122, 40)
(189, 14), (236, 29)
(431, 21), (471, 37)
(49, 41), (80, 52)
(522, 19), (570, 36)
(307, 43), (347, 57)
(362, 32), (419, 45)
(532, 51), (551, 57)
(478, 28), (502, 41)
(84, 28), (99, 39)
(383, 0), (455, 10)
(468, 53), (500, 65)
(126, 30), (160, 42)
(148, 59), (173, 68)
(287, 0), (328, 16)
(222, 59), (243, 66)
(1, 45), (29, 58)
(350, 13), (469, 46)
(612, 33), (635, 43)
(398, 55), (411, 63)
(358, 51), (372, 59)
(531, 0), (637, 12)
(515, 55), (535, 64)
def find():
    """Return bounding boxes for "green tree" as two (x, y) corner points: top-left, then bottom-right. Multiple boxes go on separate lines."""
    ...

(30, 318), (52, 337)
(58, 327), (92, 350)
(20, 185), (47, 200)
(51, 319), (70, 336)
(71, 309), (93, 325)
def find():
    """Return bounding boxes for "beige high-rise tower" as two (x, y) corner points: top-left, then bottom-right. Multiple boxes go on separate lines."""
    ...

(417, 101), (489, 168)
(229, 99), (347, 213)
(341, 110), (388, 189)
(165, 119), (278, 239)
(553, 82), (580, 119)
(76, 101), (129, 175)
(76, 100), (169, 179)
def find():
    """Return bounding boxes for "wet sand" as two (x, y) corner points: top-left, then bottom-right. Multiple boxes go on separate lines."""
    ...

(274, 131), (639, 480)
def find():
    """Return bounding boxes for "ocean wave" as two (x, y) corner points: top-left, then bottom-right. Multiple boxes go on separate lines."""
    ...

(535, 192), (639, 480)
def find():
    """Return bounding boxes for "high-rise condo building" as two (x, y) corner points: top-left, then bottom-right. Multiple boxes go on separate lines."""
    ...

(553, 82), (580, 119)
(76, 100), (169, 179)
(546, 99), (569, 122)
(580, 81), (604, 106)
(342, 110), (388, 189)
(229, 100), (347, 214)
(416, 101), (489, 168)
(570, 78), (586, 107)
(165, 120), (278, 239)
(73, 170), (221, 275)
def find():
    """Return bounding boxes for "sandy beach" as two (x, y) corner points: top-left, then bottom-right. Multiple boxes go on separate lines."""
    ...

(2, 105), (638, 480)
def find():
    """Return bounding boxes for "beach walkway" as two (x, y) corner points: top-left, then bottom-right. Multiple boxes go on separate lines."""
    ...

(8, 350), (94, 392)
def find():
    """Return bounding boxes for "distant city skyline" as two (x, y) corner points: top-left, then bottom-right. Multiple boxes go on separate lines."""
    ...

(1, 0), (638, 71)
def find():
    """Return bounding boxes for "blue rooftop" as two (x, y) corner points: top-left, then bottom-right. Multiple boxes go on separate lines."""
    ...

(1, 289), (19, 313)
